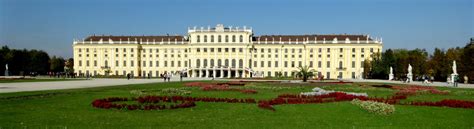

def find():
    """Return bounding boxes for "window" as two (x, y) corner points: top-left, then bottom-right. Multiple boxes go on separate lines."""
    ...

(298, 61), (302, 67)
(79, 60), (82, 66)
(239, 59), (243, 68)
(239, 35), (243, 42)
(268, 61), (271, 67)
(239, 48), (243, 53)
(86, 60), (90, 66)
(196, 59), (200, 67)
(79, 48), (82, 52)
(352, 72), (356, 79)
(361, 61), (364, 68)
(123, 61), (126, 67)
(218, 48), (222, 52)
(299, 49), (302, 53)
(310, 48), (313, 53)
(260, 61), (264, 67)
(268, 48), (272, 53)
(116, 60), (119, 67)
(253, 61), (257, 67)
(370, 48), (374, 52)
(284, 61), (288, 67)
(340, 48), (343, 53)
(232, 48), (236, 52)
(86, 48), (89, 52)
(292, 48), (295, 53)
(218, 35), (222, 42)
(339, 61), (343, 68)
(327, 61), (330, 68)
(285, 48), (288, 53)
(204, 35), (207, 42)
(225, 35), (229, 42)
(318, 48), (322, 53)
(171, 61), (174, 67)
(361, 48), (365, 52)
(164, 61), (168, 67)
(327, 48), (330, 52)
(211, 35), (214, 42)
(211, 48), (214, 52)
(204, 48), (207, 52)
(94, 60), (97, 67)
(232, 59), (236, 67)
(232, 35), (236, 42)
(149, 61), (153, 67)
(131, 61), (134, 67)
(131, 48), (134, 52)
(143, 61), (146, 67)
(291, 61), (295, 67)
(225, 48), (229, 52)
(203, 59), (208, 67)
(156, 61), (159, 67)
(318, 61), (321, 68)
(261, 48), (264, 53)
(352, 48), (355, 53)
(309, 61), (313, 67)
(178, 61), (181, 67)
(197, 48), (200, 52)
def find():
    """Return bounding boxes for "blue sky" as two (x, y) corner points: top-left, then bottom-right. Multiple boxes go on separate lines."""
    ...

(0, 0), (472, 58)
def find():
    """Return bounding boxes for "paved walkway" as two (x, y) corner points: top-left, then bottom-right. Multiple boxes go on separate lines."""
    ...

(0, 77), (211, 93)
(347, 79), (474, 89)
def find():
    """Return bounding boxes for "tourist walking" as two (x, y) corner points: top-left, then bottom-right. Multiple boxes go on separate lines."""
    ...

(163, 73), (167, 82)
(180, 73), (183, 82)
(454, 75), (459, 87)
(127, 73), (131, 80)
(167, 73), (171, 82)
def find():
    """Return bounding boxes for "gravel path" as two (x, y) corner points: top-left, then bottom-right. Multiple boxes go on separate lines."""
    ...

(0, 77), (211, 93)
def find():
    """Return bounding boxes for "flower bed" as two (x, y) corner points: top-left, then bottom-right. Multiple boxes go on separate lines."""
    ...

(130, 88), (192, 96)
(410, 99), (474, 109)
(184, 82), (258, 94)
(351, 99), (395, 115)
(392, 85), (449, 96)
(92, 96), (257, 111)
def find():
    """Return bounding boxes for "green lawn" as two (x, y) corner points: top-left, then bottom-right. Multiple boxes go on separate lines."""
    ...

(0, 78), (84, 83)
(0, 81), (473, 129)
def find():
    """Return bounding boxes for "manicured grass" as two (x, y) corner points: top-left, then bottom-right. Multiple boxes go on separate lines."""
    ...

(0, 81), (473, 129)
(0, 78), (84, 83)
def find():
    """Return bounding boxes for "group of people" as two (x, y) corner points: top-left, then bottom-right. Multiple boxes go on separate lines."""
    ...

(161, 73), (171, 82)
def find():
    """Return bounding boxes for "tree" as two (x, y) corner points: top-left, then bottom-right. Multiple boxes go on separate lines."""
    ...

(460, 42), (474, 83)
(49, 56), (65, 72)
(293, 66), (316, 82)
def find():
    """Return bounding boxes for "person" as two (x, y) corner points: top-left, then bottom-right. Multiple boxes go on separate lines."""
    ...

(127, 73), (130, 80)
(163, 73), (167, 82)
(454, 75), (459, 87)
(148, 73), (151, 79)
(180, 73), (183, 82)
(167, 73), (171, 82)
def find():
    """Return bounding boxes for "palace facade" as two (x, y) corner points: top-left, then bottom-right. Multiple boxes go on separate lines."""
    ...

(73, 24), (383, 79)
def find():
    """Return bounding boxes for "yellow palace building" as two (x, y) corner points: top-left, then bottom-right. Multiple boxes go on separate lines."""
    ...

(73, 24), (382, 79)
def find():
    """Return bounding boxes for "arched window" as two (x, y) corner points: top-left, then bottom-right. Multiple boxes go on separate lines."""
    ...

(225, 59), (229, 67)
(210, 59), (214, 67)
(104, 60), (108, 67)
(239, 35), (243, 42)
(211, 35), (214, 42)
(197, 35), (200, 43)
(203, 59), (208, 67)
(196, 59), (201, 67)
(218, 59), (222, 67)
(225, 35), (229, 42)
(218, 35), (222, 42)
(232, 59), (236, 68)
(232, 35), (236, 42)
(239, 59), (243, 68)
(204, 35), (207, 42)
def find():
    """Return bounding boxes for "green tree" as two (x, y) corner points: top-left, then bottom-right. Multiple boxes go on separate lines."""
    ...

(293, 66), (316, 82)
